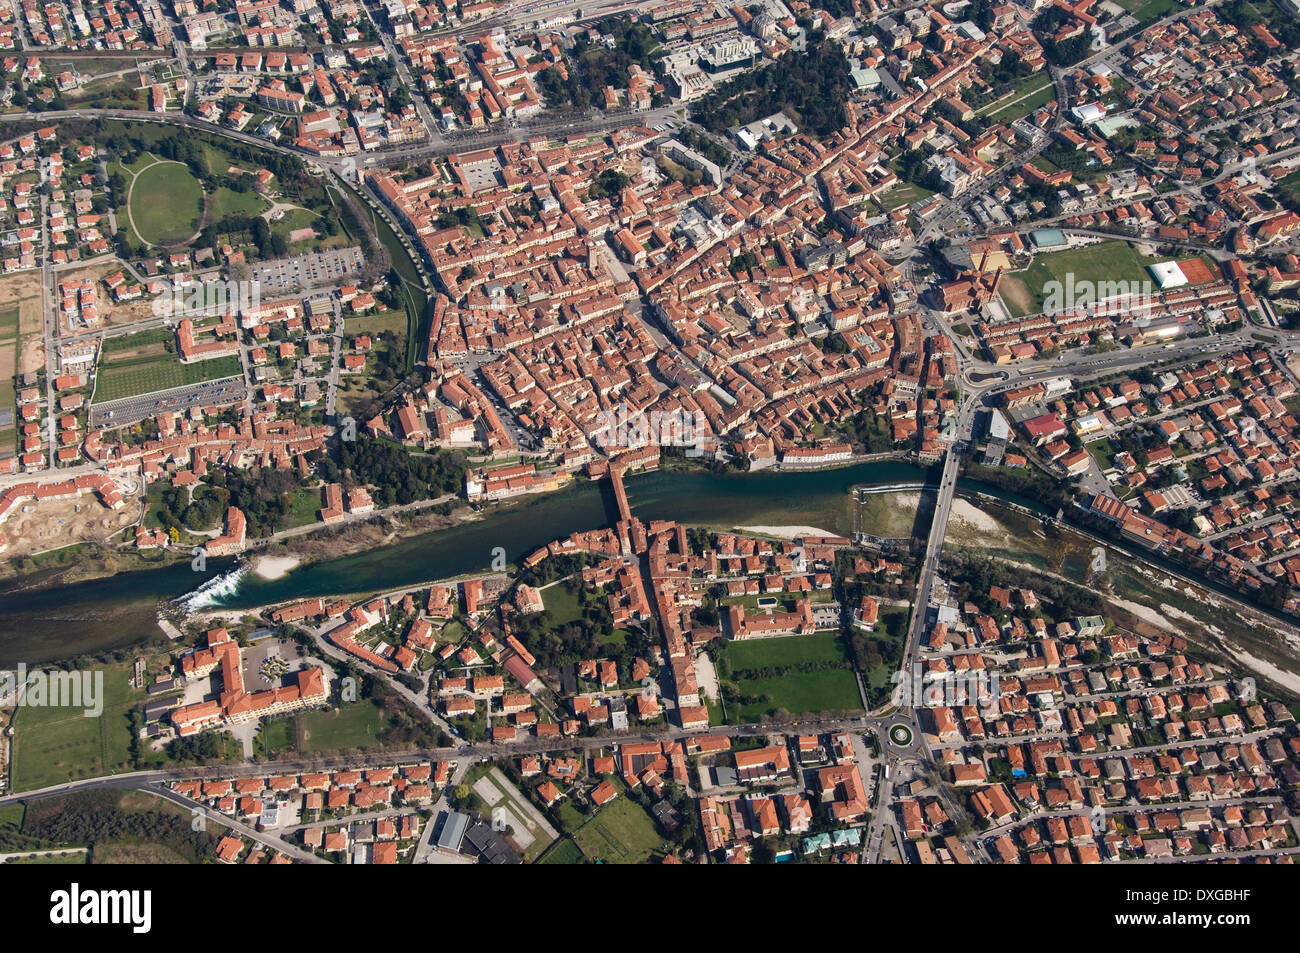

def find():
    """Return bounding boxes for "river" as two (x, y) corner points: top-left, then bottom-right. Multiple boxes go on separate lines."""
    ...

(0, 461), (935, 663)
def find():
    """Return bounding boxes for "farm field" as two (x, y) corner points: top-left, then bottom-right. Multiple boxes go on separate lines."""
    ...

(0, 277), (46, 379)
(0, 303), (18, 446)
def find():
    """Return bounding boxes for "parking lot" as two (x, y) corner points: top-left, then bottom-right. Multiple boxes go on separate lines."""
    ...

(249, 246), (366, 295)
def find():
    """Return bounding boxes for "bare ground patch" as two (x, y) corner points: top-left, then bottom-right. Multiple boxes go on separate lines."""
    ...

(103, 294), (162, 326)
(996, 276), (1033, 316)
(0, 272), (42, 302)
(16, 296), (43, 377)
(858, 490), (926, 539)
(0, 493), (139, 558)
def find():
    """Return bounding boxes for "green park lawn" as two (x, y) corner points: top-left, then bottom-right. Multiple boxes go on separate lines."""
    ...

(206, 185), (269, 221)
(722, 631), (849, 668)
(294, 701), (388, 753)
(984, 81), (1056, 122)
(718, 632), (864, 721)
(571, 795), (664, 864)
(541, 582), (584, 625)
(536, 837), (584, 864)
(730, 669), (863, 721)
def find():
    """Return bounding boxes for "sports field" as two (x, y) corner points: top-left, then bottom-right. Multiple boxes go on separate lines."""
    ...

(999, 241), (1168, 316)
(294, 701), (387, 754)
(130, 161), (203, 246)
(94, 327), (241, 403)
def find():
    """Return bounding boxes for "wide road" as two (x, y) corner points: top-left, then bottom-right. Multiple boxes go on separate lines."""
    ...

(0, 710), (885, 808)
(0, 101), (669, 177)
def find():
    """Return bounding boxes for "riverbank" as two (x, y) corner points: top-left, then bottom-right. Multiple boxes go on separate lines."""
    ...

(6, 455), (1298, 707)
(0, 541), (187, 589)
(254, 501), (482, 566)
(206, 459), (933, 611)
(733, 524), (836, 539)
(0, 497), (485, 598)
(0, 455), (928, 600)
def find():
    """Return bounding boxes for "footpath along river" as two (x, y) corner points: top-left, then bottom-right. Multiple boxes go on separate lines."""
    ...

(0, 461), (935, 663)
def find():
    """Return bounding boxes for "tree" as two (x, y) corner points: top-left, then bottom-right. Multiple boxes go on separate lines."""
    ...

(690, 39), (852, 139)
(589, 168), (630, 200)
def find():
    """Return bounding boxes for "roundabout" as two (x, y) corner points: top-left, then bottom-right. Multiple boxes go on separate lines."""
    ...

(888, 723), (914, 747)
